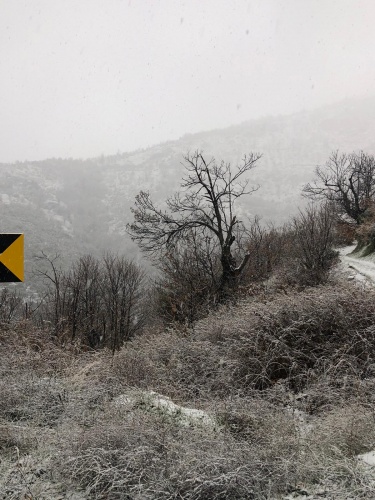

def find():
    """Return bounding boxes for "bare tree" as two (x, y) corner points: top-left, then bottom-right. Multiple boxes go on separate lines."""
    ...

(292, 203), (337, 285)
(242, 217), (286, 281)
(128, 151), (261, 299)
(65, 254), (103, 344)
(36, 252), (145, 350)
(102, 254), (145, 352)
(156, 229), (220, 324)
(35, 252), (66, 335)
(303, 151), (375, 225)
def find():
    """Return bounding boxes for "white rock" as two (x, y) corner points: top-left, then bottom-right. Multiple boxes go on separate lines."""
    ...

(358, 451), (375, 466)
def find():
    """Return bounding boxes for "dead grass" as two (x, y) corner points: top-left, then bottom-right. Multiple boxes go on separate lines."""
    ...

(55, 396), (305, 499)
(2, 281), (375, 498)
(112, 281), (375, 400)
(196, 281), (375, 392)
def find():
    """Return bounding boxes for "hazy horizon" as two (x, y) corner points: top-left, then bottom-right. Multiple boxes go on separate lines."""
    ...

(1, 0), (375, 163)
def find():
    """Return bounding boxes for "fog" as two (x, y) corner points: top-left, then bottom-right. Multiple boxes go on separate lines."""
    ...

(1, 0), (375, 163)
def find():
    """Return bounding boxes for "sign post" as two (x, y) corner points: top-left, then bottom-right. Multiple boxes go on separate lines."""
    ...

(0, 234), (24, 282)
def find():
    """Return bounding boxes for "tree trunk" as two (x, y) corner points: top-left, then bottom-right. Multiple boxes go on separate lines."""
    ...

(218, 249), (238, 301)
(218, 250), (250, 302)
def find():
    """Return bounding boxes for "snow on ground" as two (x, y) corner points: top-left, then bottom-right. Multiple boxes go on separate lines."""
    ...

(358, 451), (375, 466)
(114, 391), (218, 429)
(338, 244), (375, 286)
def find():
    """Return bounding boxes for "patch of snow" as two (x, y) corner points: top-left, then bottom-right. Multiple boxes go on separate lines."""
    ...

(115, 395), (133, 405)
(358, 450), (375, 466)
(338, 245), (375, 286)
(342, 256), (375, 285)
(114, 391), (217, 429)
(285, 405), (313, 438)
(340, 244), (357, 256)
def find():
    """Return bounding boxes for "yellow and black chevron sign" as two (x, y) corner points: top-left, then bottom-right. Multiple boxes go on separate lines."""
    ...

(0, 234), (24, 282)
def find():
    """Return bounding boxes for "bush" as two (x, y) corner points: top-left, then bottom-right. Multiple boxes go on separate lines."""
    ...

(36, 253), (145, 350)
(334, 220), (356, 246)
(111, 282), (375, 400)
(3, 281), (375, 498)
(240, 205), (337, 292)
(240, 217), (288, 283)
(56, 398), (300, 499)
(211, 284), (375, 392)
(0, 287), (22, 323)
(347, 201), (375, 255)
(354, 204), (375, 255)
(289, 203), (338, 285)
(155, 232), (220, 325)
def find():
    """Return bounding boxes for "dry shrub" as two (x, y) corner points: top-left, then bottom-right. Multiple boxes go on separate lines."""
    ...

(0, 321), (73, 376)
(196, 282), (375, 392)
(111, 283), (375, 403)
(55, 394), (375, 499)
(240, 205), (338, 292)
(243, 295), (375, 390)
(311, 404), (375, 458)
(277, 373), (375, 416)
(113, 339), (167, 389)
(355, 220), (375, 256)
(56, 400), (302, 499)
(285, 203), (337, 286)
(241, 218), (288, 283)
(0, 376), (67, 426)
(0, 424), (36, 454)
(334, 220), (356, 246)
(215, 396), (296, 445)
(350, 199), (375, 253)
(155, 233), (220, 325)
(0, 287), (22, 323)
(0, 322), (83, 430)
(3, 289), (375, 498)
(111, 328), (236, 400)
(0, 451), (70, 500)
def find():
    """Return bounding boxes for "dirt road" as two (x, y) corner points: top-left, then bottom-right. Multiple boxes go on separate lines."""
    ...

(339, 244), (375, 285)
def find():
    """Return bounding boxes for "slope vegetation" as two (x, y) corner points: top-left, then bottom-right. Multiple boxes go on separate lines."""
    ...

(2, 277), (375, 498)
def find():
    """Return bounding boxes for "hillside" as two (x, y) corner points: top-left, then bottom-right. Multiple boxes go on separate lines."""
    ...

(3, 96), (375, 497)
(2, 275), (375, 498)
(2, 96), (375, 283)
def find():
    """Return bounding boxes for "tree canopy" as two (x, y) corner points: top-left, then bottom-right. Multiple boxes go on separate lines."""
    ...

(303, 151), (375, 225)
(128, 151), (262, 299)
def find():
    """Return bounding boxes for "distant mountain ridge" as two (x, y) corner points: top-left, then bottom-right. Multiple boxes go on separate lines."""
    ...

(1, 96), (375, 281)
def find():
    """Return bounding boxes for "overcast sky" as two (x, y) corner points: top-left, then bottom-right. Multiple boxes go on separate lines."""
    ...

(1, 0), (375, 163)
